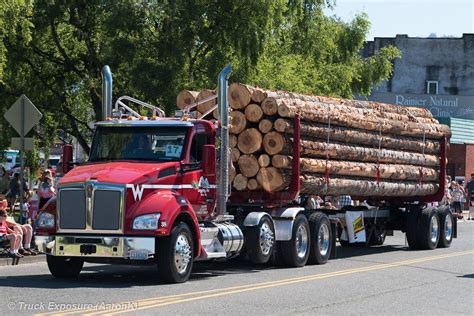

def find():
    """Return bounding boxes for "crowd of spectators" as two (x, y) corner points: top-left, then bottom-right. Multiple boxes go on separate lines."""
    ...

(0, 167), (57, 259)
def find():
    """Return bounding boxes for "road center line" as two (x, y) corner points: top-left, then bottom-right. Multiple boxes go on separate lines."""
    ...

(38, 250), (473, 316)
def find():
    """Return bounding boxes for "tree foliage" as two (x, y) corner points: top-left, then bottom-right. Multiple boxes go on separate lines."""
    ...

(0, 0), (400, 154)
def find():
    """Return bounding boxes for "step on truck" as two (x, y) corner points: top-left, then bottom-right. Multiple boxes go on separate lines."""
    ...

(35, 65), (456, 283)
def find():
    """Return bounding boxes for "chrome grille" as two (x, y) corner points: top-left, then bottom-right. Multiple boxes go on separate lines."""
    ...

(58, 183), (124, 233)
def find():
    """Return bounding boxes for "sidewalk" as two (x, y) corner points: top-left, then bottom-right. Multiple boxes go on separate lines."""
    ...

(0, 254), (45, 267)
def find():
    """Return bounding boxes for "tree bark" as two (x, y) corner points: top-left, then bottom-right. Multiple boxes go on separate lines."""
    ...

(238, 128), (262, 154)
(176, 90), (199, 110)
(230, 111), (247, 134)
(258, 154), (271, 168)
(274, 118), (440, 154)
(245, 103), (264, 122)
(262, 131), (286, 155)
(261, 97), (279, 115)
(264, 89), (434, 119)
(251, 87), (268, 103)
(300, 175), (438, 196)
(277, 98), (450, 139)
(231, 147), (241, 163)
(247, 178), (261, 191)
(196, 89), (216, 113)
(229, 83), (254, 109)
(273, 155), (439, 181)
(298, 139), (439, 167)
(233, 174), (248, 191)
(256, 167), (290, 192)
(238, 154), (260, 177)
(229, 134), (238, 148)
(258, 119), (273, 134)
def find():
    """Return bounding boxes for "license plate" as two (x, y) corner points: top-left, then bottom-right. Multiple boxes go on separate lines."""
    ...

(129, 250), (149, 260)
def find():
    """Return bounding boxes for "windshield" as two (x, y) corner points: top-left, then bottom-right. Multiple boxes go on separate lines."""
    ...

(89, 126), (188, 162)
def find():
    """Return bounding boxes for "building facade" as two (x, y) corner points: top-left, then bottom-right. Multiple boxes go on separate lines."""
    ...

(361, 34), (474, 120)
(361, 34), (474, 181)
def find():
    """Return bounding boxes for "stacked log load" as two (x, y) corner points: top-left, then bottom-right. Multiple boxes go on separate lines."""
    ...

(177, 83), (451, 197)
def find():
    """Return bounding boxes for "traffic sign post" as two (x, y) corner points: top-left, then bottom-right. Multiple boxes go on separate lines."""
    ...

(3, 95), (42, 223)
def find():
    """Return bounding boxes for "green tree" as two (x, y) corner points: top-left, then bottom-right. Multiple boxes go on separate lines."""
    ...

(0, 0), (400, 155)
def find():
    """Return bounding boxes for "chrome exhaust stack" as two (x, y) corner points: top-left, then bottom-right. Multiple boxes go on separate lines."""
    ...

(101, 65), (113, 120)
(216, 64), (232, 216)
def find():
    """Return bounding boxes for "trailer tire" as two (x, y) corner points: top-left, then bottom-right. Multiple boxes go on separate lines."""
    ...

(406, 208), (420, 250)
(417, 207), (440, 250)
(246, 216), (275, 264)
(47, 255), (83, 278)
(281, 214), (310, 267)
(157, 222), (194, 283)
(307, 212), (332, 265)
(437, 207), (453, 248)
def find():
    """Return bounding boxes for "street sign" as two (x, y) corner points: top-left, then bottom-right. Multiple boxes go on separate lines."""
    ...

(11, 137), (34, 151)
(3, 94), (42, 136)
(3, 94), (42, 223)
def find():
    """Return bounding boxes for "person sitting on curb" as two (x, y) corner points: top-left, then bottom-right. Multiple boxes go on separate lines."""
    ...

(5, 215), (37, 256)
(0, 210), (23, 259)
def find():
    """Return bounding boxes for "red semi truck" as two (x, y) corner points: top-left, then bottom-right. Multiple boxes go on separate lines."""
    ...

(35, 65), (455, 283)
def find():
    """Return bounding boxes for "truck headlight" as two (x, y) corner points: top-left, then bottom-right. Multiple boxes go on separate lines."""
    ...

(37, 212), (55, 228)
(133, 213), (161, 230)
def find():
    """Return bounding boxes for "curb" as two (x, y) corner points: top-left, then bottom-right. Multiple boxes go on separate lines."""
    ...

(0, 254), (45, 267)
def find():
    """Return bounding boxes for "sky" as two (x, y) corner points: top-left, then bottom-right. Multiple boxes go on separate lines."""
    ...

(324, 0), (474, 40)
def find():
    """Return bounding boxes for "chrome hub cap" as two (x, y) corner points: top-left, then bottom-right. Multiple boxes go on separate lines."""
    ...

(259, 222), (274, 256)
(318, 224), (330, 256)
(174, 234), (192, 274)
(430, 215), (439, 244)
(444, 214), (453, 241)
(296, 225), (309, 258)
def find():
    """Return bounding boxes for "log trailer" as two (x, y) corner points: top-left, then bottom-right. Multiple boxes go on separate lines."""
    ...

(35, 65), (456, 283)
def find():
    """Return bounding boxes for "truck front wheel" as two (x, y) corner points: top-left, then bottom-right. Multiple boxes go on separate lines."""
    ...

(281, 214), (310, 267)
(307, 212), (332, 265)
(157, 222), (194, 283)
(47, 255), (83, 278)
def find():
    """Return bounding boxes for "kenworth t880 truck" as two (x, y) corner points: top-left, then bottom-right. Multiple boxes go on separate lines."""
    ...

(35, 65), (455, 283)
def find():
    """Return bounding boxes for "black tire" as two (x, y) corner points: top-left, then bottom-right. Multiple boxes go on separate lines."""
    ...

(157, 222), (194, 283)
(269, 242), (285, 267)
(437, 207), (454, 248)
(417, 207), (440, 250)
(47, 255), (83, 278)
(246, 216), (275, 264)
(368, 229), (386, 246)
(281, 214), (310, 267)
(406, 208), (420, 250)
(307, 212), (332, 265)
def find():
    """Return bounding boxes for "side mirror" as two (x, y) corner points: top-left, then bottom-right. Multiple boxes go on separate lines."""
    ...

(201, 144), (216, 177)
(62, 144), (73, 175)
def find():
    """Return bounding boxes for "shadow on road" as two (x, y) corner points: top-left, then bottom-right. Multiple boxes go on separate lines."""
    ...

(0, 243), (427, 289)
(0, 258), (270, 289)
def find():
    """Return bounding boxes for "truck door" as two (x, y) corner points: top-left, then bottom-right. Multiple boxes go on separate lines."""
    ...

(180, 132), (216, 219)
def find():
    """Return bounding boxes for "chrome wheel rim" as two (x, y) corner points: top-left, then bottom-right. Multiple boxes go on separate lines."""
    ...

(318, 224), (330, 256)
(296, 225), (309, 259)
(430, 215), (439, 244)
(444, 214), (453, 241)
(259, 222), (274, 256)
(174, 234), (192, 274)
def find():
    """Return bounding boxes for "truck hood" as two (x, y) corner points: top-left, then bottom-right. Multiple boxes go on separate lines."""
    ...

(59, 161), (179, 185)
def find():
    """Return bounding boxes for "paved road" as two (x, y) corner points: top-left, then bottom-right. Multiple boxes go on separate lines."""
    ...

(1, 222), (473, 315)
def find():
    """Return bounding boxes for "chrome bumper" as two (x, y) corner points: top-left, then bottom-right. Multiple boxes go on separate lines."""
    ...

(35, 235), (155, 259)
